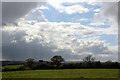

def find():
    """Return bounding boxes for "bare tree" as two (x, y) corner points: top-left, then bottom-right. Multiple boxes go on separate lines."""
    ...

(83, 55), (95, 62)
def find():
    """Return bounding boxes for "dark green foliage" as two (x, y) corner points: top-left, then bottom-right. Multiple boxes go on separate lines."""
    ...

(23, 58), (35, 70)
(2, 55), (120, 72)
(51, 55), (64, 66)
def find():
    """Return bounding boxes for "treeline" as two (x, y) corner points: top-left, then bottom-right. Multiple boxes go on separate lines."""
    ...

(2, 55), (120, 71)
(24, 61), (119, 70)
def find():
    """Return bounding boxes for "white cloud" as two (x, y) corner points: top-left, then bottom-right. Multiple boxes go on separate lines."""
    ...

(88, 2), (99, 5)
(24, 9), (48, 22)
(77, 18), (88, 21)
(59, 5), (89, 14)
(2, 20), (118, 61)
(89, 22), (105, 26)
(47, 0), (98, 7)
(47, 1), (90, 14)
(39, 6), (49, 10)
(94, 9), (100, 12)
(94, 13), (99, 15)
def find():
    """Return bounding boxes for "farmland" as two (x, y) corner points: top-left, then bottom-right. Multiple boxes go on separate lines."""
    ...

(2, 69), (119, 78)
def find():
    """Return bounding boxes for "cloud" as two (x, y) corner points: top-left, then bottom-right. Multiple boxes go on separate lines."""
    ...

(94, 9), (100, 12)
(2, 20), (118, 61)
(39, 5), (49, 10)
(101, 2), (118, 22)
(24, 8), (48, 22)
(47, 0), (98, 7)
(89, 22), (105, 26)
(58, 5), (89, 14)
(2, 2), (39, 25)
(93, 2), (118, 34)
(47, 1), (90, 14)
(2, 2), (118, 61)
(77, 18), (88, 22)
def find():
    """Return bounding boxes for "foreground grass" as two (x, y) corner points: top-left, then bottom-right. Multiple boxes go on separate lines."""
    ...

(2, 69), (119, 78)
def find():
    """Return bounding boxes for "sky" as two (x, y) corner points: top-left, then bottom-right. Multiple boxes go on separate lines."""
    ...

(1, 1), (119, 62)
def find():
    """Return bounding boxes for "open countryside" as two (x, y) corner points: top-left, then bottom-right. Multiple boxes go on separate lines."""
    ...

(2, 55), (120, 78)
(2, 1), (119, 79)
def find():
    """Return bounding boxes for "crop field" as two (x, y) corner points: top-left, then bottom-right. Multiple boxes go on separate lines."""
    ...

(2, 69), (119, 78)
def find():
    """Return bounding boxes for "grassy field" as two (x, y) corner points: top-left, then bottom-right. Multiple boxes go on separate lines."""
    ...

(2, 69), (119, 78)
(2, 65), (23, 70)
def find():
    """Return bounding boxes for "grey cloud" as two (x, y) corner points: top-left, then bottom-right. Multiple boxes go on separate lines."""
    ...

(118, 2), (120, 36)
(24, 9), (48, 22)
(101, 2), (118, 22)
(94, 2), (118, 23)
(2, 30), (55, 61)
(2, 42), (55, 61)
(95, 2), (118, 34)
(2, 2), (39, 25)
(2, 30), (85, 61)
(2, 21), (118, 61)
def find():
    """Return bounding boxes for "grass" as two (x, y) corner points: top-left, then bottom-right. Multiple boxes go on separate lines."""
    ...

(2, 65), (23, 70)
(2, 69), (119, 78)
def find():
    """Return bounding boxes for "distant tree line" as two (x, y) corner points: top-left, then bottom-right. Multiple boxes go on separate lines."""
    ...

(2, 55), (120, 71)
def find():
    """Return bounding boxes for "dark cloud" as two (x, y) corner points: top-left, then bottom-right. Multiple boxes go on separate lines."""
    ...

(2, 29), (85, 61)
(2, 2), (39, 25)
(2, 32), (53, 61)
(101, 2), (118, 22)
(2, 31), (84, 61)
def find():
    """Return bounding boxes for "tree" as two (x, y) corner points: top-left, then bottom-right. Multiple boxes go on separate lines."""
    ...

(51, 55), (64, 66)
(83, 55), (95, 62)
(24, 58), (35, 69)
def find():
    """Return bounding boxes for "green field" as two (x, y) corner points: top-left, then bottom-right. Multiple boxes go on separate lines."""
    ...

(2, 69), (119, 78)
(2, 65), (23, 70)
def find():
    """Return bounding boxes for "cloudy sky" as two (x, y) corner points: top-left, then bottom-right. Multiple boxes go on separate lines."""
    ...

(2, 1), (119, 61)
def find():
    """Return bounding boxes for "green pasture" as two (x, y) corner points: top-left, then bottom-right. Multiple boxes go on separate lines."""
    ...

(2, 65), (23, 70)
(2, 69), (119, 78)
